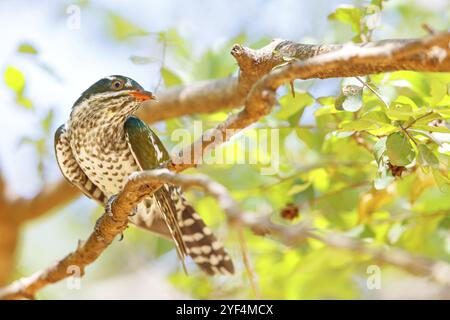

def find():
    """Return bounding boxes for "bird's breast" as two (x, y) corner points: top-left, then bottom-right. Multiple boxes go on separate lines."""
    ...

(69, 123), (140, 197)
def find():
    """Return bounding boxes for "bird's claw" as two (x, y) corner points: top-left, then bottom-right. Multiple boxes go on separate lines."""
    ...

(129, 207), (138, 217)
(105, 194), (119, 222)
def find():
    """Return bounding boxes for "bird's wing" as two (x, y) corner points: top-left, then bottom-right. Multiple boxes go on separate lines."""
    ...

(123, 116), (170, 168)
(124, 116), (189, 272)
(54, 124), (108, 205)
(124, 116), (235, 276)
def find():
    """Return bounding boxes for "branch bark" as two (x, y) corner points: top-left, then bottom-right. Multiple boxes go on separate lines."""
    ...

(138, 32), (450, 124)
(169, 32), (450, 169)
(1, 169), (449, 299)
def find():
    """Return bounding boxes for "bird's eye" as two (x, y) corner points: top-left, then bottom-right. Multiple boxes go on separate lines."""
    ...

(111, 80), (124, 90)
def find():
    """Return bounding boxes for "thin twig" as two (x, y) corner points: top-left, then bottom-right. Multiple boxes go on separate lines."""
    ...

(355, 76), (390, 109)
(237, 226), (262, 299)
(404, 111), (434, 129)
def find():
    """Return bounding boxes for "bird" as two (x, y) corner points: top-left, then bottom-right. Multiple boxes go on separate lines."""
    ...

(54, 75), (234, 276)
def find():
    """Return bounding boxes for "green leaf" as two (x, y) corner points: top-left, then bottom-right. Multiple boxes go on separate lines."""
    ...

(393, 96), (418, 109)
(161, 67), (182, 87)
(316, 96), (335, 106)
(360, 224), (376, 239)
(17, 43), (38, 55)
(335, 85), (363, 112)
(436, 109), (450, 118)
(287, 182), (311, 196)
(358, 111), (398, 135)
(386, 132), (415, 166)
(277, 92), (314, 120)
(429, 79), (447, 105)
(41, 109), (54, 135)
(373, 137), (387, 163)
(4, 66), (25, 93)
(340, 118), (397, 135)
(386, 110), (412, 121)
(107, 13), (149, 41)
(4, 66), (33, 109)
(371, 0), (386, 9)
(17, 96), (33, 109)
(287, 109), (304, 126)
(438, 215), (450, 230)
(408, 112), (440, 125)
(364, 5), (381, 30)
(160, 28), (191, 60)
(417, 144), (439, 168)
(375, 161), (395, 190)
(412, 125), (450, 133)
(340, 120), (377, 131)
(432, 168), (450, 193)
(362, 111), (390, 124)
(367, 125), (398, 136)
(191, 35), (245, 80)
(386, 102), (413, 121)
(328, 6), (363, 35)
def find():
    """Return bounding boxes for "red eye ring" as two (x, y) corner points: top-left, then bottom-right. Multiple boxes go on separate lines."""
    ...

(112, 79), (124, 90)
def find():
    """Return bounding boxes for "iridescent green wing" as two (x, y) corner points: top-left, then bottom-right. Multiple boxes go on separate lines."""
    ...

(124, 116), (170, 169)
(124, 116), (188, 272)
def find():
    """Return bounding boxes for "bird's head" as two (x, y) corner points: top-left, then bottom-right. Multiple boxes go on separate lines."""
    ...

(70, 75), (156, 122)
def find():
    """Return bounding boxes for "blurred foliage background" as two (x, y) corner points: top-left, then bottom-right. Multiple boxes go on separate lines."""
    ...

(0, 0), (449, 299)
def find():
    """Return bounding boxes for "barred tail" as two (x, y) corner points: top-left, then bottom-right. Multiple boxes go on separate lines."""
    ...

(178, 203), (234, 276)
(134, 185), (234, 276)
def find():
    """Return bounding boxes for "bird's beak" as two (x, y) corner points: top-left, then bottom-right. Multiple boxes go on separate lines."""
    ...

(129, 90), (157, 102)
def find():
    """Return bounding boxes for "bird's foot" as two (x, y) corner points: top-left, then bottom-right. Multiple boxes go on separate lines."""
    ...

(118, 226), (129, 241)
(129, 207), (138, 217)
(105, 194), (119, 222)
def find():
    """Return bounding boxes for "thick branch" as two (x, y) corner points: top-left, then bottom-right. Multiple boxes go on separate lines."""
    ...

(6, 180), (80, 223)
(166, 32), (450, 169)
(139, 32), (449, 124)
(0, 176), (143, 299)
(138, 77), (240, 123)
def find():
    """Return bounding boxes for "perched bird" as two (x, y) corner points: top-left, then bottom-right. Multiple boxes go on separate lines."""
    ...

(54, 75), (234, 275)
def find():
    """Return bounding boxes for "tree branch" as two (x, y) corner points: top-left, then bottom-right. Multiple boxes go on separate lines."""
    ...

(1, 169), (449, 299)
(139, 32), (449, 124)
(7, 180), (81, 223)
(169, 32), (450, 170)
